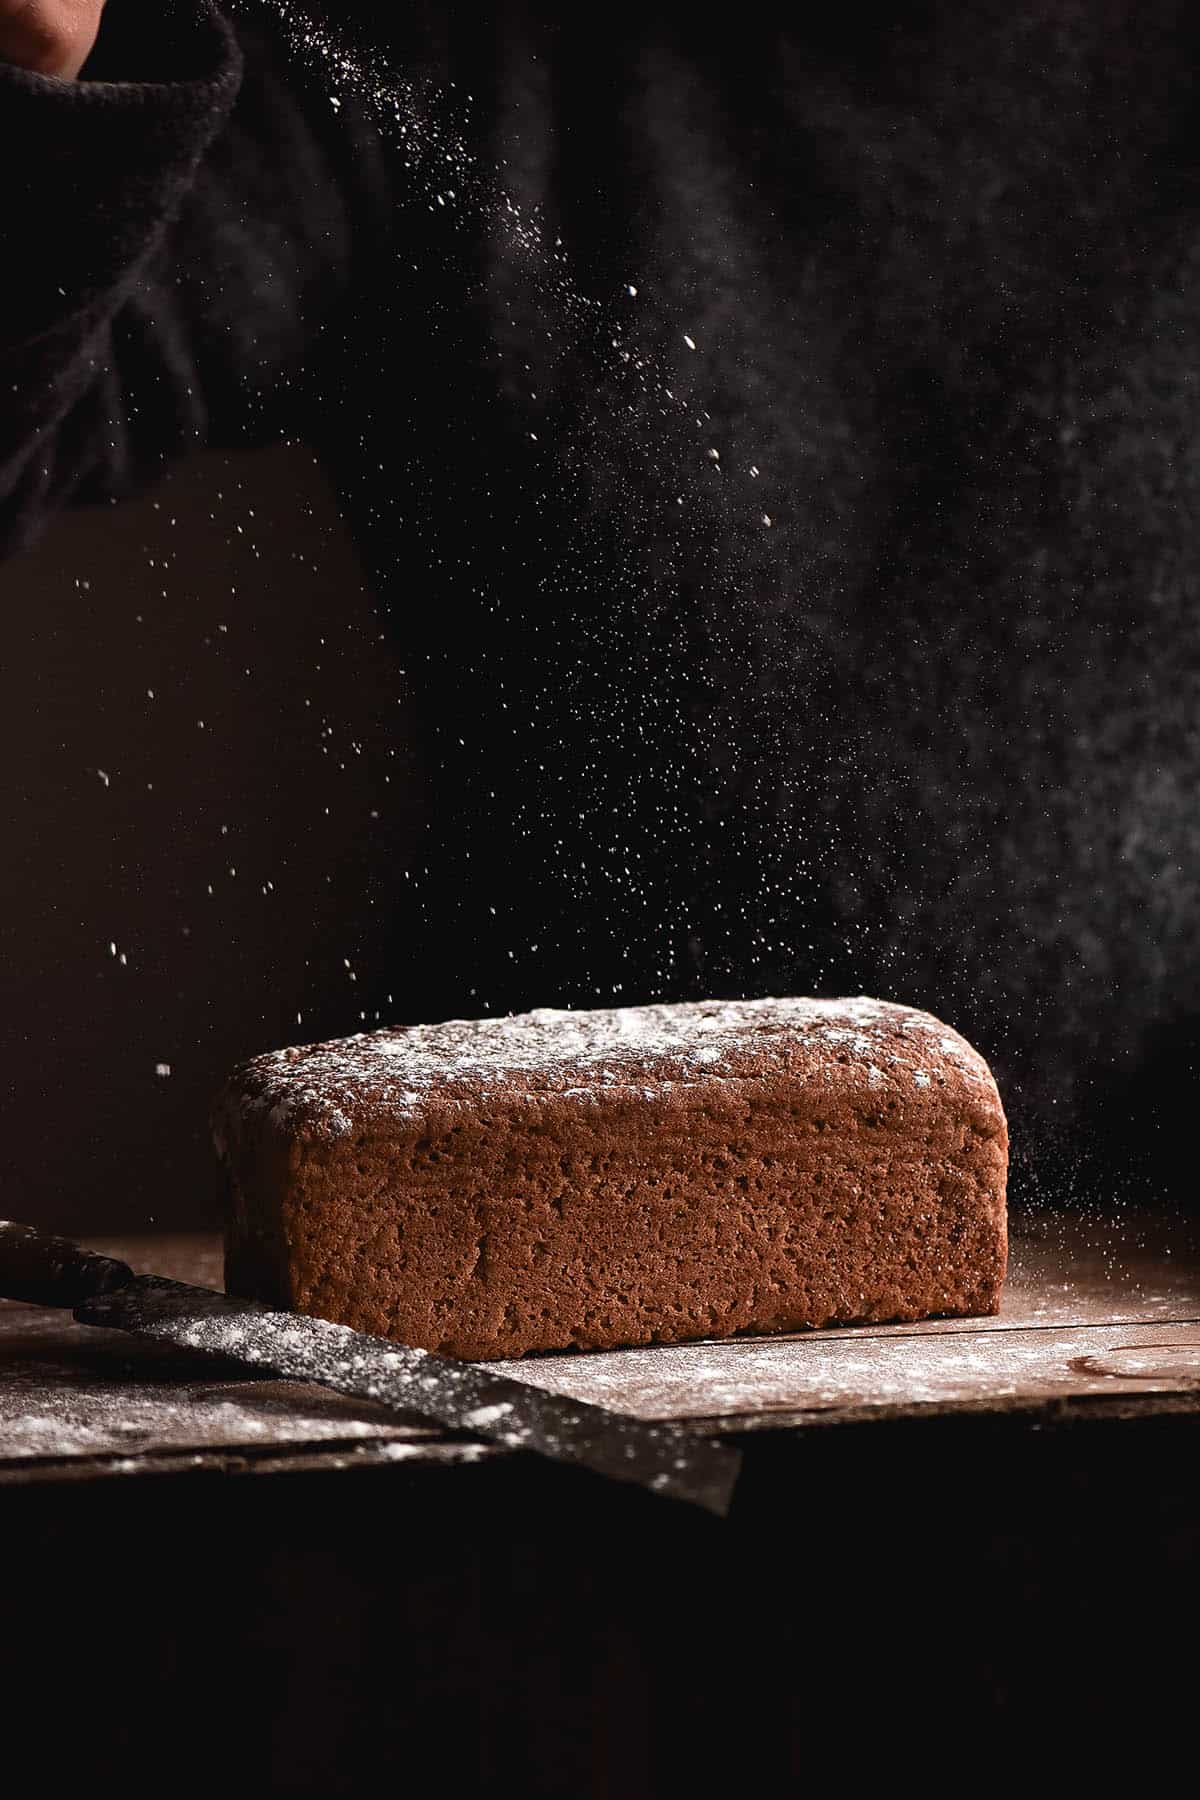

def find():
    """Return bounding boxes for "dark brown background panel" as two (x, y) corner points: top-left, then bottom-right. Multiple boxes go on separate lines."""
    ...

(0, 443), (417, 1234)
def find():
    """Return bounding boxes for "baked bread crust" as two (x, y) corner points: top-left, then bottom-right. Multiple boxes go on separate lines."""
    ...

(218, 996), (1008, 1358)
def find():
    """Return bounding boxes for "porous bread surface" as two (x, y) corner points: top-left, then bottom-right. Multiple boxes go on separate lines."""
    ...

(219, 996), (1008, 1358)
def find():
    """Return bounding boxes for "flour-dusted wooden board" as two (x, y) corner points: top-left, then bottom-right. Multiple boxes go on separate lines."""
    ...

(0, 1235), (484, 1483)
(1, 1208), (1197, 1483)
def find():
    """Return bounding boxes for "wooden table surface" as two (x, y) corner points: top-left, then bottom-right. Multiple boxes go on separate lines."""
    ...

(3, 1205), (1198, 1486)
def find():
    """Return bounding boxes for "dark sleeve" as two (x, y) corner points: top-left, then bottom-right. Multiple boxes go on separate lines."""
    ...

(0, 0), (381, 557)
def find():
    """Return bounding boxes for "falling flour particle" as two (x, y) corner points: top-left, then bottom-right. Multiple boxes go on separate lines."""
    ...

(261, 0), (784, 571)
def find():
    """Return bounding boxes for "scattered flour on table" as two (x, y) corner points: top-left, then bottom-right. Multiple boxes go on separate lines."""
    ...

(0, 1361), (434, 1462)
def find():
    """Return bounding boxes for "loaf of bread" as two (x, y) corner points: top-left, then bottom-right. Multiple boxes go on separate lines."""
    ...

(217, 996), (1008, 1359)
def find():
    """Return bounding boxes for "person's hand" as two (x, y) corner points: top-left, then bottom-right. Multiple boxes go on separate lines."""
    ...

(0, 0), (106, 80)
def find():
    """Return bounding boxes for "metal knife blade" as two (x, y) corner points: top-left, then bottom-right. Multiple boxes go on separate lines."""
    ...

(76, 1274), (741, 1516)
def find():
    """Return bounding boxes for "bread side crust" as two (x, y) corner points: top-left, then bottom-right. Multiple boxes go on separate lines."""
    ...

(219, 998), (1007, 1359)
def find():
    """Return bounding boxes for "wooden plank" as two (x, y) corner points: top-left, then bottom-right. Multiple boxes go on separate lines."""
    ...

(492, 1320), (1200, 1422)
(0, 1236), (448, 1479)
(0, 1346), (474, 1467)
(0, 1208), (1196, 1484)
(969, 1206), (1200, 1332)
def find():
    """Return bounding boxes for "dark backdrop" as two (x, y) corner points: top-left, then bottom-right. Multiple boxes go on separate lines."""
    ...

(1, 443), (412, 1233)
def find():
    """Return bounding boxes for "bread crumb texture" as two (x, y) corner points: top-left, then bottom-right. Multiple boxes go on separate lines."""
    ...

(218, 996), (1008, 1358)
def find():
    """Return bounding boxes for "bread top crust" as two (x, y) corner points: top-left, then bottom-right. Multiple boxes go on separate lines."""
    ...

(214, 996), (1006, 1151)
